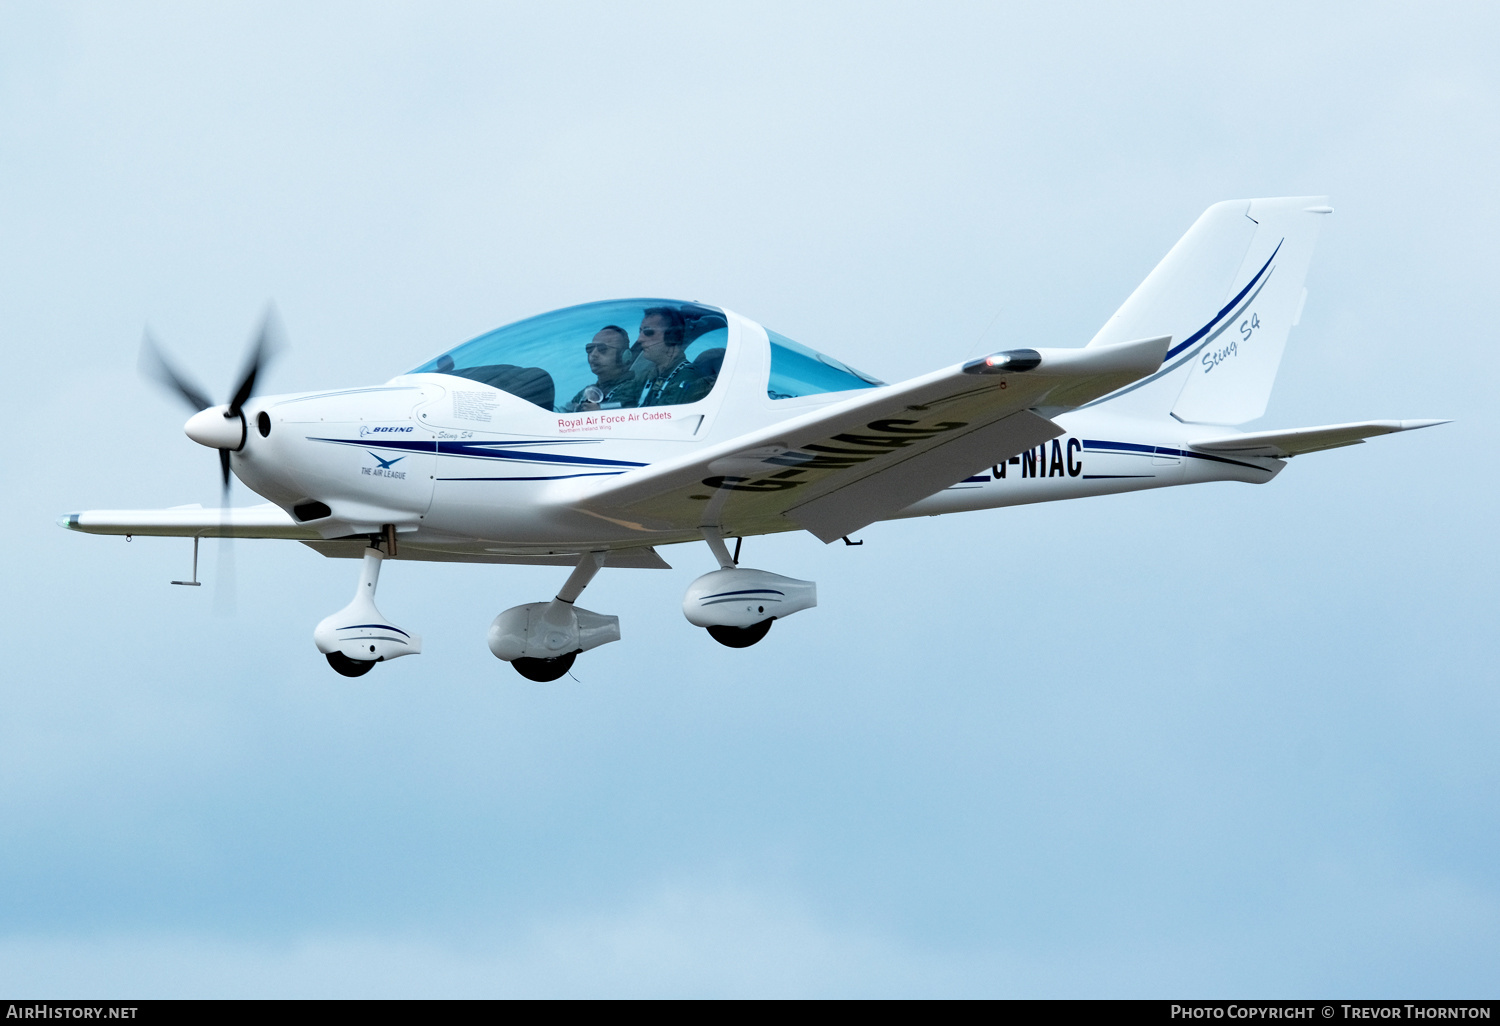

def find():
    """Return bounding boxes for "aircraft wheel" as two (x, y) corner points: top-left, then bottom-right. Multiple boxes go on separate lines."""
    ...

(707, 619), (773, 648)
(326, 651), (377, 677)
(512, 652), (577, 682)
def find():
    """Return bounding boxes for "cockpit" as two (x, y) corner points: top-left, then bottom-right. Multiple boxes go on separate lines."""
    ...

(409, 298), (884, 411)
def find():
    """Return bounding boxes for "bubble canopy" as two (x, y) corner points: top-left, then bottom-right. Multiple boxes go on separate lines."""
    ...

(410, 298), (883, 412)
(411, 299), (727, 413)
(765, 328), (884, 399)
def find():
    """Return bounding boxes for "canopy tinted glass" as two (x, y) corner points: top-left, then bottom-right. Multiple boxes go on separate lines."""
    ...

(765, 328), (883, 399)
(412, 299), (729, 412)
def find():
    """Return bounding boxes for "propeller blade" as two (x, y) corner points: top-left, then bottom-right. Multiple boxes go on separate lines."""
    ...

(226, 308), (279, 417)
(214, 533), (238, 617)
(139, 331), (215, 412)
(214, 481), (236, 615)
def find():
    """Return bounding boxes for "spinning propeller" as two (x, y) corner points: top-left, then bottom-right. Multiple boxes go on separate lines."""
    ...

(139, 310), (278, 497)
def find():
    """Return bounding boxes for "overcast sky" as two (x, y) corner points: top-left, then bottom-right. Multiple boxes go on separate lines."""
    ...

(1, 1), (1496, 998)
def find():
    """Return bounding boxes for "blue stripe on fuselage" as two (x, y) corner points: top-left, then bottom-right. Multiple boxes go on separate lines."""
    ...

(1080, 438), (1270, 472)
(307, 436), (646, 468)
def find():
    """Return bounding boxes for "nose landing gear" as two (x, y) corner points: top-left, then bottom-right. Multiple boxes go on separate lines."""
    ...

(326, 649), (377, 677)
(313, 539), (422, 676)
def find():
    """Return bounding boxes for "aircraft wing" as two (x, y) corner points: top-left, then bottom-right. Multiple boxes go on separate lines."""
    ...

(58, 503), (673, 568)
(1189, 419), (1449, 458)
(560, 336), (1169, 542)
(58, 502), (316, 538)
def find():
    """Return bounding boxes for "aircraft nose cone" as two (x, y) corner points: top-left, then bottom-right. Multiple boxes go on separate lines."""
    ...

(184, 406), (245, 450)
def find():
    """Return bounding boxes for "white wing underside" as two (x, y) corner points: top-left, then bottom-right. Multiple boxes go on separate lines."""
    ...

(62, 503), (311, 538)
(59, 504), (672, 568)
(550, 336), (1170, 543)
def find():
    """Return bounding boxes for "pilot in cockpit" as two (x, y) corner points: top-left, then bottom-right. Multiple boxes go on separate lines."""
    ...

(566, 326), (639, 412)
(635, 307), (711, 407)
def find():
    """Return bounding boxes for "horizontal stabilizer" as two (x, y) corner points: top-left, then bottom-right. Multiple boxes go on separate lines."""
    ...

(1189, 419), (1449, 458)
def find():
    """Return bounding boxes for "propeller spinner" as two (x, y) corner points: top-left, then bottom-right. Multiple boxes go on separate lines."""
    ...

(139, 311), (278, 496)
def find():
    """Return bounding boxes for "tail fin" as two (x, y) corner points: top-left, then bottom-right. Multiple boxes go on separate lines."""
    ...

(1086, 196), (1330, 425)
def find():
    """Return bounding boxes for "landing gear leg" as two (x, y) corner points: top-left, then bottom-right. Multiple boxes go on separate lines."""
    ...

(488, 551), (621, 680)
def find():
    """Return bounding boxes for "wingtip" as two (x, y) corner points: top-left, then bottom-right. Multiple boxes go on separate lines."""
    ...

(1399, 419), (1452, 430)
(56, 513), (80, 530)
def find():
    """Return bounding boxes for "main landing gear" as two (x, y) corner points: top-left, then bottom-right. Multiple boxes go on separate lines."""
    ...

(310, 531), (817, 679)
(488, 551), (621, 681)
(682, 530), (816, 648)
(313, 537), (422, 677)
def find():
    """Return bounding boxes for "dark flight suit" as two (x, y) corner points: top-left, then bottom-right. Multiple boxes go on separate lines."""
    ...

(638, 356), (711, 407)
(564, 376), (639, 412)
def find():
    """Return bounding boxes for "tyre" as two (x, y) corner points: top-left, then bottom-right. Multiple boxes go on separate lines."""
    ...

(326, 651), (377, 677)
(706, 619), (773, 648)
(512, 652), (577, 682)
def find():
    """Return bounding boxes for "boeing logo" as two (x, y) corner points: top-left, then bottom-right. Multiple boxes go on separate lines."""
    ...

(359, 425), (415, 437)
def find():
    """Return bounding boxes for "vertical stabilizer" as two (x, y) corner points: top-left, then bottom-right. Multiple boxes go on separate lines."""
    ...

(1085, 197), (1330, 424)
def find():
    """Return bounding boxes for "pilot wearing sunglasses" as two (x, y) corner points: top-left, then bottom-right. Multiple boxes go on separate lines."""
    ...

(566, 325), (639, 412)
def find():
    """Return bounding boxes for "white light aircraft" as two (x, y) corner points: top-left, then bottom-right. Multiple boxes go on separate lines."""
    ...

(60, 196), (1445, 680)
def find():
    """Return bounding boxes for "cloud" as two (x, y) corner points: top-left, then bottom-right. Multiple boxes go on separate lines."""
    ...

(5, 861), (1496, 998)
(0, 883), (978, 998)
